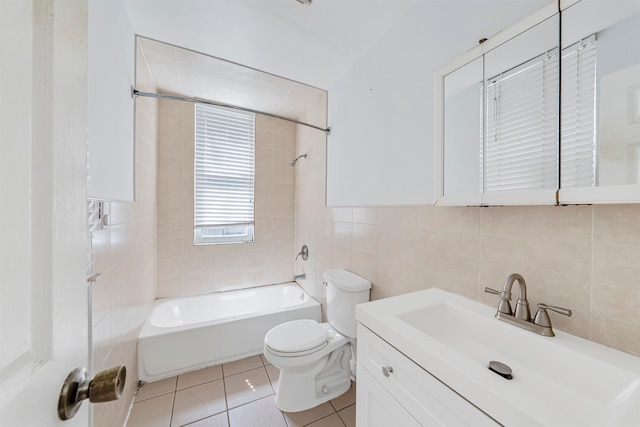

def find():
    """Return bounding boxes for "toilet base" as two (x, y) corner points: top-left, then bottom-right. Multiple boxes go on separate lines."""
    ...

(273, 343), (352, 413)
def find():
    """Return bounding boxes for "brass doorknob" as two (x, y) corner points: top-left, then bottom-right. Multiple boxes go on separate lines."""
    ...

(58, 365), (126, 420)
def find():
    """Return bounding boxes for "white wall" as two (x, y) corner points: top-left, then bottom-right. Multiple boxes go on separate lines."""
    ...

(326, 1), (548, 206)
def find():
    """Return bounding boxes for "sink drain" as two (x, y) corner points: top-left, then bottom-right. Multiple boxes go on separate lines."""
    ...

(488, 360), (513, 380)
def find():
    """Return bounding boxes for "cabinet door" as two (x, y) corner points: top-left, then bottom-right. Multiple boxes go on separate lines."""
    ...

(481, 12), (560, 206)
(559, 0), (640, 204)
(356, 364), (421, 427)
(87, 0), (135, 201)
(439, 56), (484, 205)
(358, 325), (498, 426)
(435, 3), (560, 206)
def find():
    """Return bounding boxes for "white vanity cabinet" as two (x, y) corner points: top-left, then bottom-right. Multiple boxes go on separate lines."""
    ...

(356, 325), (498, 427)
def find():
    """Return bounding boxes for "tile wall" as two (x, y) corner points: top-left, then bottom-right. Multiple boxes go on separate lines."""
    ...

(90, 42), (158, 427)
(156, 101), (297, 297)
(296, 98), (640, 357)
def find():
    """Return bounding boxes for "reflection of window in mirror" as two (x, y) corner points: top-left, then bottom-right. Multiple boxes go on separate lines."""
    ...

(485, 48), (558, 192)
(560, 35), (597, 188)
(481, 14), (559, 196)
(562, 6), (640, 188)
(597, 12), (640, 186)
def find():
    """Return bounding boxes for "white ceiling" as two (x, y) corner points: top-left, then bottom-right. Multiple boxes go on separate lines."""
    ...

(123, 0), (417, 90)
(126, 0), (549, 121)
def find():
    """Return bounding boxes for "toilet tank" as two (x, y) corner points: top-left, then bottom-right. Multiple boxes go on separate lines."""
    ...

(323, 269), (371, 338)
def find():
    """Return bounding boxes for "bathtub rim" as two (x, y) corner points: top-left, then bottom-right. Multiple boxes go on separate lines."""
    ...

(139, 281), (320, 338)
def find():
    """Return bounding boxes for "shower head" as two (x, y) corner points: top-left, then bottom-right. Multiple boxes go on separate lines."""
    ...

(296, 0), (313, 4)
(289, 154), (308, 167)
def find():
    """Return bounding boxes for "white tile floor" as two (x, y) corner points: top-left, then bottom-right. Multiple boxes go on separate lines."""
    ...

(127, 355), (356, 427)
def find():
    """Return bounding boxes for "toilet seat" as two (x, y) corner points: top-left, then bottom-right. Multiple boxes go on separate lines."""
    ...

(265, 319), (329, 356)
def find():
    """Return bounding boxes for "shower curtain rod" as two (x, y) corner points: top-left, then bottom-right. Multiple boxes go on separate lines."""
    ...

(131, 88), (331, 135)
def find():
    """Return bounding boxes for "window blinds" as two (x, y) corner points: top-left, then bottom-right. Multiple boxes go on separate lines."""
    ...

(484, 50), (559, 192)
(482, 36), (597, 193)
(560, 35), (597, 188)
(194, 104), (255, 245)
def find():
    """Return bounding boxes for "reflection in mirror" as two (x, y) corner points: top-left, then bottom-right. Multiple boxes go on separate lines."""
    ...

(562, 2), (640, 188)
(482, 15), (559, 193)
(443, 57), (483, 198)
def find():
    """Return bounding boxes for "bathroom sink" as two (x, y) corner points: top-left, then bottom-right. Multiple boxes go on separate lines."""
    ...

(356, 288), (640, 427)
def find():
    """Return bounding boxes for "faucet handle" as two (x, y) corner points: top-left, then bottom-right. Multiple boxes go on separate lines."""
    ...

(484, 287), (513, 315)
(534, 303), (572, 327)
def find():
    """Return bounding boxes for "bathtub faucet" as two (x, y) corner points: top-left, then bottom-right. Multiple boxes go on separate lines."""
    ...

(293, 273), (306, 282)
(295, 245), (309, 261)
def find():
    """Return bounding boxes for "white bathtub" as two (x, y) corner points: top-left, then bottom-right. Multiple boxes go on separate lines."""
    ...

(138, 282), (321, 382)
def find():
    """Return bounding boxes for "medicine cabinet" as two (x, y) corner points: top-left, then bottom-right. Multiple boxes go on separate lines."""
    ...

(87, 0), (135, 202)
(435, 0), (640, 206)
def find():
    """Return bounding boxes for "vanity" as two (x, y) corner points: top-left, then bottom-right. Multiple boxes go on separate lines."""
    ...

(355, 288), (640, 426)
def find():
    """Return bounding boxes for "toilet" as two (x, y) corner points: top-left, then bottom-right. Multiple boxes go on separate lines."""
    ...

(263, 269), (371, 413)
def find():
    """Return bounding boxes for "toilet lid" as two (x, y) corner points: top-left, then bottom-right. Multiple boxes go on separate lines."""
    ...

(265, 319), (329, 353)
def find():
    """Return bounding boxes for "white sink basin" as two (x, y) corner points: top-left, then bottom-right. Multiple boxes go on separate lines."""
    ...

(356, 288), (640, 427)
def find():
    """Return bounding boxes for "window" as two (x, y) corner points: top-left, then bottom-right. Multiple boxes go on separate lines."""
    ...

(194, 104), (255, 245)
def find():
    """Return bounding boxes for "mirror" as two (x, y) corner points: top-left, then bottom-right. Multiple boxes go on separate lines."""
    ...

(561, 1), (640, 190)
(437, 0), (640, 205)
(482, 14), (559, 198)
(443, 56), (483, 200)
(437, 9), (559, 205)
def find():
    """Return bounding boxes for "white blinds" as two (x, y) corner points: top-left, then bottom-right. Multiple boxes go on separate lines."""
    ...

(560, 35), (597, 188)
(484, 50), (559, 192)
(194, 104), (255, 245)
(482, 36), (597, 193)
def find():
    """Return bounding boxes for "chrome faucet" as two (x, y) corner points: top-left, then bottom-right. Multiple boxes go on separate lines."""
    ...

(492, 273), (531, 321)
(295, 245), (308, 261)
(485, 273), (571, 337)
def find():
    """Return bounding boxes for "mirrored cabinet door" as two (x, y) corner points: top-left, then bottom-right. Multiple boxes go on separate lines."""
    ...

(442, 56), (483, 203)
(482, 13), (559, 205)
(435, 6), (560, 206)
(559, 0), (640, 203)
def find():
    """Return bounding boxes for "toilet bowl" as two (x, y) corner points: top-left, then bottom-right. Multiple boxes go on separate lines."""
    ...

(264, 320), (352, 412)
(263, 269), (371, 412)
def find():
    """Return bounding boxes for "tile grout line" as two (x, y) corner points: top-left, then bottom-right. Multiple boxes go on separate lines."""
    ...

(169, 377), (178, 427)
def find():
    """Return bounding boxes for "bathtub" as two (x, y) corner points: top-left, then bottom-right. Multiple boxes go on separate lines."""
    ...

(138, 282), (321, 382)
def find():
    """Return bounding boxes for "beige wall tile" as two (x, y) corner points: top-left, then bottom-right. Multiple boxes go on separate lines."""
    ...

(593, 204), (640, 246)
(352, 223), (379, 255)
(416, 270), (478, 300)
(352, 207), (378, 225)
(156, 104), (296, 296)
(418, 205), (480, 234)
(592, 243), (640, 325)
(417, 230), (479, 281)
(592, 316), (640, 356)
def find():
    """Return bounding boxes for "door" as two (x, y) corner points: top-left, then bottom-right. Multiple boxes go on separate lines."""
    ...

(0, 0), (90, 426)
